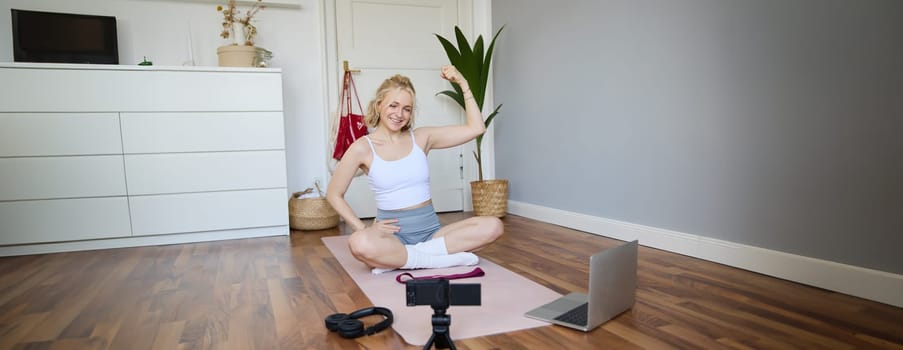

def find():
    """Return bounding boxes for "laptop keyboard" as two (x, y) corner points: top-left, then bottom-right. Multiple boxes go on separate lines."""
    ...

(553, 303), (588, 326)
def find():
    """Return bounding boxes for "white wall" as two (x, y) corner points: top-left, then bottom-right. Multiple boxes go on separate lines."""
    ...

(0, 0), (330, 194)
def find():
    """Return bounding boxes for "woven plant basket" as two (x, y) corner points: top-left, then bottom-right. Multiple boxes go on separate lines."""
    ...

(289, 183), (339, 231)
(470, 179), (509, 218)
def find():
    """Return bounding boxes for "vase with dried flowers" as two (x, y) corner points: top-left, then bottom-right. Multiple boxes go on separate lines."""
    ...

(216, 0), (266, 67)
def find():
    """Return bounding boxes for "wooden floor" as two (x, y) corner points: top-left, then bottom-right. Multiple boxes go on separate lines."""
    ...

(1, 213), (901, 350)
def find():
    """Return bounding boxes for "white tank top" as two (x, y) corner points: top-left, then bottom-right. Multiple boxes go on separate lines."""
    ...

(365, 130), (431, 210)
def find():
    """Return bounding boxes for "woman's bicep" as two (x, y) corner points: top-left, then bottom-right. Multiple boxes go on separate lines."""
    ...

(420, 125), (482, 150)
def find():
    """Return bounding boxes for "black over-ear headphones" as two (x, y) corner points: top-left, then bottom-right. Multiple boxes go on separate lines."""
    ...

(324, 307), (394, 339)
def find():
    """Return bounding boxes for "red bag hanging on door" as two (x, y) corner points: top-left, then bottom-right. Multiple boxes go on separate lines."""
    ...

(332, 70), (368, 160)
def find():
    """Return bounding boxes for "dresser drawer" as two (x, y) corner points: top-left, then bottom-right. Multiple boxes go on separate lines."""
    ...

(124, 151), (287, 195)
(0, 113), (122, 157)
(0, 156), (127, 201)
(120, 112), (285, 153)
(129, 189), (288, 236)
(0, 68), (283, 112)
(0, 197), (131, 245)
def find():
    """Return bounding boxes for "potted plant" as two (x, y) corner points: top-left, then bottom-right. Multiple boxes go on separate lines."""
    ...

(216, 0), (266, 67)
(436, 26), (506, 217)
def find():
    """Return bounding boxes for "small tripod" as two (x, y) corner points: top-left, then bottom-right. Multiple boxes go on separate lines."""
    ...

(407, 278), (479, 350)
(423, 304), (456, 350)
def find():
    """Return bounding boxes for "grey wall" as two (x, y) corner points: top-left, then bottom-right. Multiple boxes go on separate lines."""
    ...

(492, 0), (903, 274)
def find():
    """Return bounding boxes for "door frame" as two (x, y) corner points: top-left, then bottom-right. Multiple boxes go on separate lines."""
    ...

(317, 0), (496, 211)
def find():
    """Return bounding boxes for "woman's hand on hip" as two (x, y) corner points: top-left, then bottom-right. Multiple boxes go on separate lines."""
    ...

(370, 218), (400, 235)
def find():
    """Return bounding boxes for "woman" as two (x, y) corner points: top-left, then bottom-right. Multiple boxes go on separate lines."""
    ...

(327, 65), (503, 274)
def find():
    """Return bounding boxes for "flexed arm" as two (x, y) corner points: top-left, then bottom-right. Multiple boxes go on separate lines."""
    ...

(422, 65), (486, 151)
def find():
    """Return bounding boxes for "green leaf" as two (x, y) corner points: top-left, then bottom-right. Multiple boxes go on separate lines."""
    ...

(454, 27), (474, 78)
(453, 27), (479, 98)
(474, 104), (502, 148)
(435, 33), (462, 67)
(474, 105), (502, 146)
(436, 90), (464, 108)
(480, 26), (504, 100)
(472, 36), (486, 108)
(484, 104), (502, 129)
(454, 26), (473, 57)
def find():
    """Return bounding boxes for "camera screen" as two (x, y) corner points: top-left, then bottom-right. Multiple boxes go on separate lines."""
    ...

(406, 279), (481, 307)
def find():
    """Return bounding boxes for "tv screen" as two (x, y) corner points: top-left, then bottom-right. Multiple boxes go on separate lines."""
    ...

(11, 9), (119, 64)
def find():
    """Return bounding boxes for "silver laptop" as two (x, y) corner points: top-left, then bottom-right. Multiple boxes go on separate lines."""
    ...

(525, 240), (638, 332)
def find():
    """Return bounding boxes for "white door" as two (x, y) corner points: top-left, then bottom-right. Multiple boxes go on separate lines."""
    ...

(333, 0), (472, 218)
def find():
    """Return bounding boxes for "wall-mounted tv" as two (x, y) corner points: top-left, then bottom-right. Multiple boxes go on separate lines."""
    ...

(11, 9), (119, 65)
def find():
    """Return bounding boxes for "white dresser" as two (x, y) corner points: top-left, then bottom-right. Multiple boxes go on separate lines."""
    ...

(0, 62), (289, 255)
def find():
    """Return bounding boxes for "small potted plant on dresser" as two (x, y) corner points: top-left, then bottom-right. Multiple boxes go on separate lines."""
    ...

(436, 26), (507, 217)
(217, 0), (270, 67)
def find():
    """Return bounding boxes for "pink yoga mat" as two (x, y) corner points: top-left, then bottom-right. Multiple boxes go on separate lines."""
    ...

(321, 235), (561, 346)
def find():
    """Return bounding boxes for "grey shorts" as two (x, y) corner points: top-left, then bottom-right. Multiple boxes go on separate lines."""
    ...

(376, 204), (441, 245)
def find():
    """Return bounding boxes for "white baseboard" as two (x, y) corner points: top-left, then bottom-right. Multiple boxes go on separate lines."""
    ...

(0, 226), (289, 257)
(507, 200), (903, 308)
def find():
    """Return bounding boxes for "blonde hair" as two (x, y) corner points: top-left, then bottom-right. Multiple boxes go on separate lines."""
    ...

(365, 74), (417, 131)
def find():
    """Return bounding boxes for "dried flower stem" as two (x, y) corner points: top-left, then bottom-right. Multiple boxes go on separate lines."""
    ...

(218, 0), (265, 46)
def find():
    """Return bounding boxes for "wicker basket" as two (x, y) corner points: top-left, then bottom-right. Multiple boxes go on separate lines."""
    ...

(470, 179), (509, 217)
(289, 183), (339, 231)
